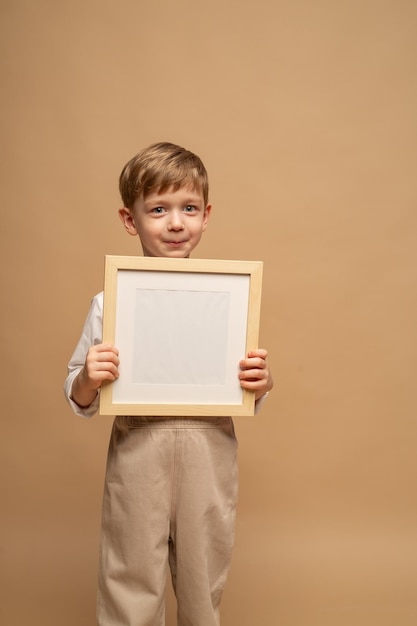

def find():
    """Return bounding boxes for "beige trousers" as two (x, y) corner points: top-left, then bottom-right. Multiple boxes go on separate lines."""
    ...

(97, 416), (238, 626)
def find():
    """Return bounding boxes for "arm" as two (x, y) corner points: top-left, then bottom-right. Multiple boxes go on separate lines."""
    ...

(64, 293), (119, 417)
(238, 348), (273, 402)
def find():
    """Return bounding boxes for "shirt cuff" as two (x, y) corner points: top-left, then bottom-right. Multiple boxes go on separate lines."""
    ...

(66, 391), (100, 418)
(254, 391), (269, 414)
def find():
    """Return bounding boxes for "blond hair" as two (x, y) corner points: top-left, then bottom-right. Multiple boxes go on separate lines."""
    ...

(119, 142), (209, 208)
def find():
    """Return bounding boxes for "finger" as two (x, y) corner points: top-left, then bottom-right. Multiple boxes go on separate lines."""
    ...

(94, 344), (119, 356)
(96, 351), (120, 364)
(93, 361), (119, 372)
(247, 348), (268, 359)
(89, 350), (120, 365)
(239, 368), (268, 382)
(239, 357), (266, 371)
(240, 378), (267, 390)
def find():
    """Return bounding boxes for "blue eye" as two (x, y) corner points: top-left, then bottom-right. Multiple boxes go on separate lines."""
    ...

(152, 207), (165, 214)
(184, 205), (196, 212)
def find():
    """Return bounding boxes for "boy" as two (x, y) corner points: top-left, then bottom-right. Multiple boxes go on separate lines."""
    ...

(64, 142), (273, 626)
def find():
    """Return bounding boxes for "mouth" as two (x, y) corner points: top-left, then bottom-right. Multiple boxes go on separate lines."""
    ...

(164, 240), (188, 246)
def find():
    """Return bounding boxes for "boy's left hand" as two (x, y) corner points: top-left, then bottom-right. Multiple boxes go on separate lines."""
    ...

(239, 348), (273, 401)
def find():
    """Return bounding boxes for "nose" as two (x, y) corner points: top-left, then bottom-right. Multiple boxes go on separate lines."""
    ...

(168, 209), (184, 231)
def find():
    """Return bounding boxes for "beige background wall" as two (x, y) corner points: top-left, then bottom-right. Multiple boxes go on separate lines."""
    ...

(1, 1), (416, 625)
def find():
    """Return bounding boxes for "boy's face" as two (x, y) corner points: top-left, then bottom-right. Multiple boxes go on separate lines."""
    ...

(119, 185), (211, 258)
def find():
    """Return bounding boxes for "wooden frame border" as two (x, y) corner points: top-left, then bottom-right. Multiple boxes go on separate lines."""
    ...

(99, 255), (263, 416)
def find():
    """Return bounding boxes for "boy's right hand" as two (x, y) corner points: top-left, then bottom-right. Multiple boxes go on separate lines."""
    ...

(82, 343), (120, 389)
(71, 343), (120, 408)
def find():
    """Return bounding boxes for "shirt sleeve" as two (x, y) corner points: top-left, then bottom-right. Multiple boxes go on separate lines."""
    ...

(64, 292), (104, 418)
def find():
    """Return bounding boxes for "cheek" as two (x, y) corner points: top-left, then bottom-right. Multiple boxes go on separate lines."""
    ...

(137, 220), (160, 238)
(194, 217), (208, 234)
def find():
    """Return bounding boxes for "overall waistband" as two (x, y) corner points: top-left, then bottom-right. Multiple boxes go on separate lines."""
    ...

(116, 415), (233, 429)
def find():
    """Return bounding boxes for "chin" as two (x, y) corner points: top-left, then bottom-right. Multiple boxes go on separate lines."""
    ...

(163, 243), (192, 257)
(168, 250), (190, 258)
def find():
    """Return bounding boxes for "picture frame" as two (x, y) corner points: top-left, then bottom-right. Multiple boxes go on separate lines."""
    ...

(99, 255), (263, 417)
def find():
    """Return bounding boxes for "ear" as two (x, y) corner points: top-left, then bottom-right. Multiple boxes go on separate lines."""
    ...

(202, 203), (212, 231)
(118, 207), (137, 236)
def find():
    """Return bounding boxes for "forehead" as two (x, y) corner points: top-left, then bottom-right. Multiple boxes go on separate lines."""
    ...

(142, 184), (205, 203)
